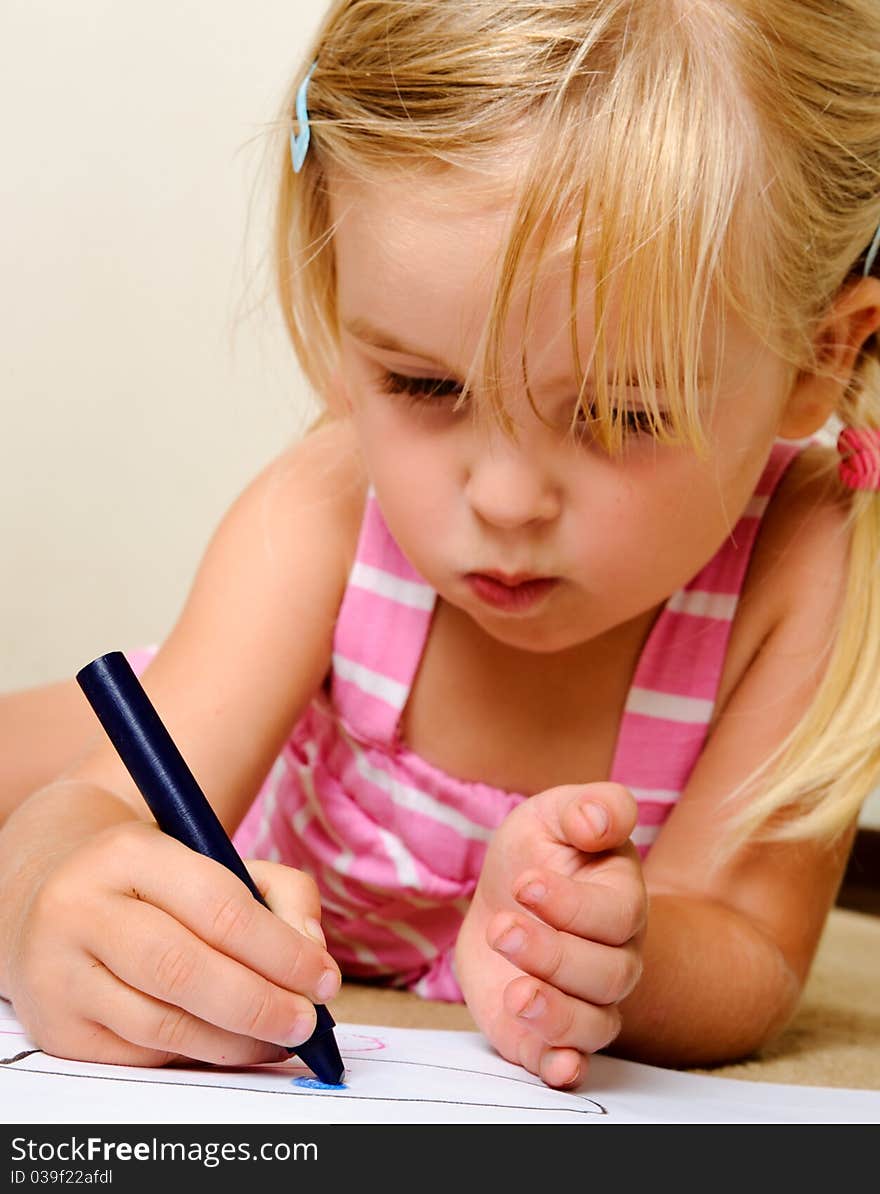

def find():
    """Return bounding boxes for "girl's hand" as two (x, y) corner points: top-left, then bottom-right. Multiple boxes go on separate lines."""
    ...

(6, 820), (340, 1067)
(455, 782), (646, 1089)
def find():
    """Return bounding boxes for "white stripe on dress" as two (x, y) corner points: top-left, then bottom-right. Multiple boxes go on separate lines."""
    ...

(292, 804), (311, 836)
(350, 879), (449, 911)
(626, 686), (714, 724)
(631, 823), (662, 848)
(298, 758), (356, 877)
(350, 561), (435, 611)
(629, 787), (680, 804)
(376, 826), (422, 889)
(332, 652), (409, 708)
(349, 740), (495, 843)
(250, 755), (286, 858)
(327, 925), (384, 969)
(666, 589), (737, 620)
(374, 917), (439, 962)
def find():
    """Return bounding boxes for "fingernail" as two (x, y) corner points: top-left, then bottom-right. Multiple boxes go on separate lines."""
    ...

(564, 1060), (581, 1087)
(582, 801), (608, 837)
(549, 1053), (581, 1087)
(304, 917), (326, 946)
(493, 925), (527, 957)
(516, 880), (547, 906)
(518, 990), (547, 1021)
(289, 1012), (316, 1045)
(316, 968), (340, 1002)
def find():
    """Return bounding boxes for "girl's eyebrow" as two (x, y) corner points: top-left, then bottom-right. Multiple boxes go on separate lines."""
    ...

(344, 315), (700, 392)
(343, 316), (448, 366)
(344, 316), (575, 390)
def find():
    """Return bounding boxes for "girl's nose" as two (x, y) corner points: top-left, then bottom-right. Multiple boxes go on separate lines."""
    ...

(464, 436), (562, 529)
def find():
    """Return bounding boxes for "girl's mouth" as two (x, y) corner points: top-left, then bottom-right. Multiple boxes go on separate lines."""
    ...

(464, 572), (560, 613)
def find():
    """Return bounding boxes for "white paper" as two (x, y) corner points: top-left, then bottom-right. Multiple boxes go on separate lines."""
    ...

(1, 1003), (876, 1124)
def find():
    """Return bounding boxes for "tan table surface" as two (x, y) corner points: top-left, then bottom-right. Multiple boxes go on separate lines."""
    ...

(325, 907), (880, 1091)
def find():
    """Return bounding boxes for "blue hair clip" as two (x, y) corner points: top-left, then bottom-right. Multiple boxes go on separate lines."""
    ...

(864, 221), (880, 277)
(291, 62), (318, 174)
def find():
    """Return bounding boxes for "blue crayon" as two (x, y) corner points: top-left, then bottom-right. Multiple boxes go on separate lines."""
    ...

(76, 651), (344, 1086)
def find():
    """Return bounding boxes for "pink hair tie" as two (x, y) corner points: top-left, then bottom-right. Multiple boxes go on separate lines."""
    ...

(837, 426), (880, 491)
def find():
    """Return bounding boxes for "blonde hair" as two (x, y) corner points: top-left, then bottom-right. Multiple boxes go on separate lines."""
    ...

(274, 0), (880, 853)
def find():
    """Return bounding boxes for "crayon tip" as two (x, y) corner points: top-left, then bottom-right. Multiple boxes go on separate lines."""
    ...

(296, 1029), (345, 1086)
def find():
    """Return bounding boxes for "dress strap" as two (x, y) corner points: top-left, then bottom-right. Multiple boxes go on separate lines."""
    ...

(331, 489), (436, 746)
(610, 440), (802, 852)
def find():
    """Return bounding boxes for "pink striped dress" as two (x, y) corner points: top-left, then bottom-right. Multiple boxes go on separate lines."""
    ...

(225, 441), (800, 1001)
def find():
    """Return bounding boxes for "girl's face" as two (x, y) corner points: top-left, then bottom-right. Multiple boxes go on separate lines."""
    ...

(331, 168), (795, 655)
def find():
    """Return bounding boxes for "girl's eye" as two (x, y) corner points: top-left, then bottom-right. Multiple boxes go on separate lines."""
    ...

(378, 370), (464, 403)
(619, 409), (659, 435)
(576, 402), (670, 437)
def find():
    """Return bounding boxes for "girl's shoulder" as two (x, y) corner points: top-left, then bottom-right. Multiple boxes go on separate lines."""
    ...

(257, 415), (369, 574)
(719, 441), (851, 710)
(181, 414), (370, 670)
(66, 418), (372, 831)
(746, 441), (851, 623)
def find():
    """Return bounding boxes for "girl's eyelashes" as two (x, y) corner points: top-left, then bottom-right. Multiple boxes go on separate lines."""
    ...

(377, 369), (464, 403)
(575, 401), (673, 438)
(375, 368), (671, 436)
(620, 409), (670, 435)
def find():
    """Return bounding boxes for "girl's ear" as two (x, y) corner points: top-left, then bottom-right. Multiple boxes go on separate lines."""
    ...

(778, 276), (880, 439)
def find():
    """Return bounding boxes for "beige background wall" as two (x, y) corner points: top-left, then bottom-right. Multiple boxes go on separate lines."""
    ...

(3, 3), (878, 827)
(2, 0), (324, 691)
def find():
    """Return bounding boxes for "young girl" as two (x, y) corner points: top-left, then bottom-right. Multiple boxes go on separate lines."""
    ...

(1, 0), (879, 1091)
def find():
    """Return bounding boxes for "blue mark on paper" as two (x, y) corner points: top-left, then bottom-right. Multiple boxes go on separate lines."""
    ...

(293, 1075), (348, 1092)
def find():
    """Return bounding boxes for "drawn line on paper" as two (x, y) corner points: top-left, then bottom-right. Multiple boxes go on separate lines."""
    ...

(278, 1052), (606, 1114)
(0, 1050), (607, 1116)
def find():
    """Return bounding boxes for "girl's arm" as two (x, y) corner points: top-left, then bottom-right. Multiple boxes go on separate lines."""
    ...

(0, 418), (366, 1063)
(458, 456), (855, 1083)
(59, 416), (365, 836)
(615, 465), (855, 1065)
(0, 682), (106, 824)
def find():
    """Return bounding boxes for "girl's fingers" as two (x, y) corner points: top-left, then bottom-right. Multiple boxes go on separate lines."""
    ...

(503, 973), (623, 1060)
(91, 893), (330, 1049)
(513, 866), (647, 946)
(247, 859), (326, 944)
(98, 826), (340, 1003)
(539, 1048), (585, 1089)
(80, 962), (291, 1068)
(536, 782), (639, 853)
(482, 1001), (586, 1091)
(34, 1008), (173, 1070)
(489, 910), (642, 1004)
(516, 1035), (585, 1090)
